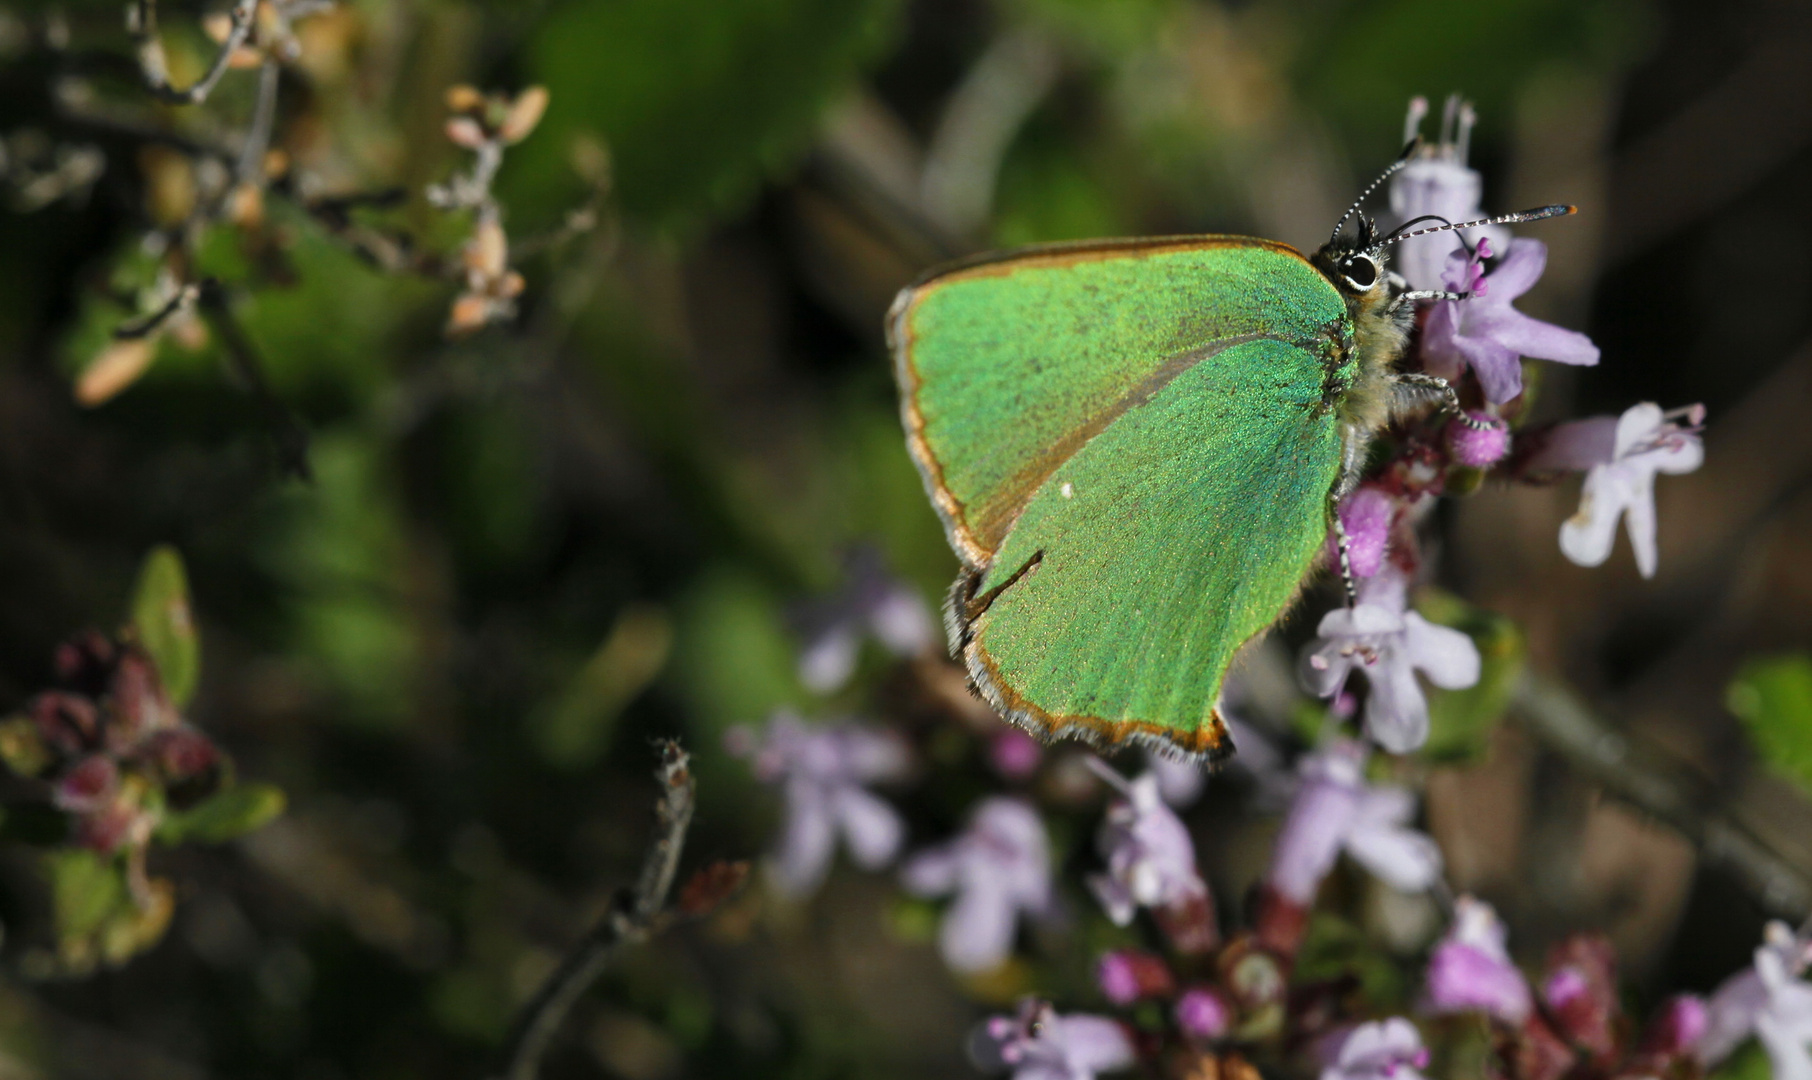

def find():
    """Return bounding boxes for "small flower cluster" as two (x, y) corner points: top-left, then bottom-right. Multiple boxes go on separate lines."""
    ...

(0, 631), (223, 856)
(1299, 95), (1706, 753)
(432, 85), (549, 336)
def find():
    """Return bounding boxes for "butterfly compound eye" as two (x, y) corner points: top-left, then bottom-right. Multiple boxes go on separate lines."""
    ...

(1338, 254), (1380, 291)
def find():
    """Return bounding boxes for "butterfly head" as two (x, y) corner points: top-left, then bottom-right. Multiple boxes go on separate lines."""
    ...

(1312, 212), (1392, 301)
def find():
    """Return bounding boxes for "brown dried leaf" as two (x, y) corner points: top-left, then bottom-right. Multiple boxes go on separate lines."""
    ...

(676, 860), (749, 918)
(227, 45), (264, 69)
(444, 84), (485, 114)
(77, 338), (157, 407)
(464, 220), (507, 280)
(444, 117), (487, 151)
(445, 293), (490, 337)
(499, 86), (550, 145)
(201, 11), (234, 43)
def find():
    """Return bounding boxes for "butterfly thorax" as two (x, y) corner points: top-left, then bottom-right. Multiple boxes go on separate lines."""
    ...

(1310, 238), (1411, 435)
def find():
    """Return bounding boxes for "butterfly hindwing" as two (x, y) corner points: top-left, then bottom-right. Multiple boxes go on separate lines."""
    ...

(892, 238), (1352, 758)
(964, 337), (1342, 758)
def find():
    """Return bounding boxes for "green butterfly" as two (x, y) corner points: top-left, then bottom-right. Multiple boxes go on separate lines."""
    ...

(889, 149), (1568, 762)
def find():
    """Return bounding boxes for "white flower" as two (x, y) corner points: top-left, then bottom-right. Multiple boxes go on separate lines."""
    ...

(1697, 921), (1812, 1080)
(1534, 402), (1705, 579)
(1266, 739), (1443, 905)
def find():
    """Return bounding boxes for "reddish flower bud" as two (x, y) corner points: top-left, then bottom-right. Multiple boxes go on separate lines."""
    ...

(53, 755), (119, 813)
(1096, 949), (1175, 1004)
(30, 692), (100, 756)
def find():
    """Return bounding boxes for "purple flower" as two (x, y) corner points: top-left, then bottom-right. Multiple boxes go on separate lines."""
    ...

(1423, 896), (1532, 1024)
(1642, 995), (1709, 1057)
(1299, 573), (1480, 753)
(901, 796), (1053, 973)
(726, 710), (909, 898)
(1421, 239), (1600, 405)
(1084, 762), (1214, 947)
(1267, 739), (1443, 906)
(970, 1000), (1136, 1080)
(1146, 750), (1205, 808)
(1387, 96), (1513, 292)
(1696, 921), (1812, 1080)
(1319, 1018), (1430, 1080)
(1176, 988), (1231, 1042)
(795, 547), (938, 694)
(1530, 402), (1706, 579)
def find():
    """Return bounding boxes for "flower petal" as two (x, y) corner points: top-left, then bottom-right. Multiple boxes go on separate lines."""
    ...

(1529, 416), (1618, 471)
(834, 786), (904, 869)
(900, 844), (962, 897)
(939, 875), (1018, 973)
(772, 785), (837, 897)
(1467, 305), (1600, 367)
(1484, 238), (1547, 300)
(1452, 331), (1525, 404)
(1056, 1014), (1137, 1073)
(1559, 465), (1634, 569)
(1402, 613), (1482, 689)
(1622, 470), (1661, 578)
(1363, 656), (1432, 754)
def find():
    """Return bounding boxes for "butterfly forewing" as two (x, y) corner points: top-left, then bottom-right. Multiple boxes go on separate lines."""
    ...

(891, 237), (1351, 758)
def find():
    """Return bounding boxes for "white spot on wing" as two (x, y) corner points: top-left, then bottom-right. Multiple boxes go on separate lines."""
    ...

(1060, 482), (1074, 499)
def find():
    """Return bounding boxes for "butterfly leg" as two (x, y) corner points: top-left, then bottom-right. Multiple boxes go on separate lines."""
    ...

(1392, 372), (1494, 431)
(1329, 501), (1359, 608)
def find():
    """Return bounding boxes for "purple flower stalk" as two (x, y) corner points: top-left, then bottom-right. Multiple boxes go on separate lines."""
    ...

(1696, 921), (1812, 1080)
(1267, 739), (1443, 907)
(1299, 572), (1480, 753)
(794, 547), (938, 694)
(1420, 239), (1600, 405)
(1084, 761), (1215, 949)
(1319, 1018), (1431, 1080)
(1387, 95), (1513, 292)
(1423, 895), (1532, 1024)
(1331, 485), (1395, 582)
(1530, 402), (1706, 579)
(1448, 411), (1510, 468)
(901, 796), (1053, 974)
(970, 1000), (1135, 1080)
(725, 710), (909, 898)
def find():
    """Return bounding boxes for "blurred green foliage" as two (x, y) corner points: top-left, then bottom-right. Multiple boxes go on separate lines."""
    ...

(1728, 654), (1812, 796)
(523, 0), (903, 233)
(1419, 588), (1525, 764)
(130, 544), (200, 708)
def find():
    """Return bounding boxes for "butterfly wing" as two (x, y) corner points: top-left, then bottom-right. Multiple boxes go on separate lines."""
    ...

(891, 238), (1350, 759)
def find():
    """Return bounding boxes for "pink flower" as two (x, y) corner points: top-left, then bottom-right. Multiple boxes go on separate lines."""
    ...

(1423, 896), (1532, 1024)
(1175, 988), (1231, 1042)
(726, 711), (909, 897)
(901, 797), (1053, 974)
(1267, 739), (1443, 906)
(1421, 240), (1599, 404)
(1532, 402), (1705, 579)
(970, 1000), (1135, 1080)
(990, 729), (1043, 780)
(1299, 573), (1479, 753)
(1095, 949), (1174, 1005)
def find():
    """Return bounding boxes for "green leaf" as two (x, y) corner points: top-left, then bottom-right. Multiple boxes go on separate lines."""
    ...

(1418, 588), (1525, 764)
(522, 0), (901, 234)
(1728, 653), (1812, 794)
(532, 605), (674, 769)
(1709, 1042), (1771, 1080)
(48, 849), (126, 946)
(129, 545), (200, 708)
(160, 783), (286, 844)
